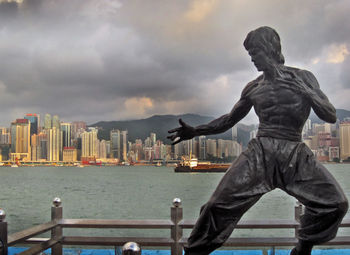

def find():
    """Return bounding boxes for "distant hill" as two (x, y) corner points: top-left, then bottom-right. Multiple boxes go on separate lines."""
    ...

(90, 108), (350, 147)
(310, 109), (350, 123)
(90, 114), (256, 147)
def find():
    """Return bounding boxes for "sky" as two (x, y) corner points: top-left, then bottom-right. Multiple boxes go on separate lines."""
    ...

(0, 0), (349, 126)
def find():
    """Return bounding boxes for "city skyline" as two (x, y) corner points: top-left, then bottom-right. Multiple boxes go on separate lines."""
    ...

(0, 0), (349, 126)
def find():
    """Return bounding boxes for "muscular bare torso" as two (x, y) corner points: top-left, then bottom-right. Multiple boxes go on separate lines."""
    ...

(246, 67), (312, 141)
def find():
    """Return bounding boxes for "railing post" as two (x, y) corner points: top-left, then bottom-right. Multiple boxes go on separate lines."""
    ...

(51, 197), (63, 255)
(122, 242), (141, 255)
(171, 198), (183, 255)
(294, 201), (303, 238)
(0, 209), (8, 255)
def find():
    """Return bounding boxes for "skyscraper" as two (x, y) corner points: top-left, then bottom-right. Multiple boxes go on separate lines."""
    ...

(198, 136), (206, 160)
(110, 129), (121, 159)
(24, 114), (38, 136)
(47, 127), (60, 161)
(44, 114), (52, 129)
(340, 122), (350, 160)
(232, 126), (238, 141)
(61, 123), (72, 148)
(81, 129), (98, 158)
(10, 119), (31, 161)
(52, 115), (60, 130)
(122, 130), (128, 161)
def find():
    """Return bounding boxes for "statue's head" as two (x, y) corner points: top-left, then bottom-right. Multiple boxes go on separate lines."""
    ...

(244, 26), (285, 70)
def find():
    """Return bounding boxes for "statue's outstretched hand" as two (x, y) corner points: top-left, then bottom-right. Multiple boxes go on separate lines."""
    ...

(167, 119), (197, 145)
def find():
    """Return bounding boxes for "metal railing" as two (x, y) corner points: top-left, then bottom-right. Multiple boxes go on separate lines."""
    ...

(1, 198), (350, 255)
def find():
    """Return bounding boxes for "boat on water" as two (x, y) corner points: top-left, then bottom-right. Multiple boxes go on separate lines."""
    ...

(174, 156), (230, 173)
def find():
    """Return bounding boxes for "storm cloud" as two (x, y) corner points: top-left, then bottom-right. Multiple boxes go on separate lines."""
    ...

(0, 0), (349, 125)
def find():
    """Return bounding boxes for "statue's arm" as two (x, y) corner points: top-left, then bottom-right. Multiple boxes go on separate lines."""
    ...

(301, 70), (336, 123)
(168, 82), (254, 145)
(194, 96), (252, 136)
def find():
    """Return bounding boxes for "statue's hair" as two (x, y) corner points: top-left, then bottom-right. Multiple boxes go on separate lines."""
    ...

(243, 26), (285, 64)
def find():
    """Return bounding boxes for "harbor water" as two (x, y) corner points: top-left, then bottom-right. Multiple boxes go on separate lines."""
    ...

(1, 164), (350, 239)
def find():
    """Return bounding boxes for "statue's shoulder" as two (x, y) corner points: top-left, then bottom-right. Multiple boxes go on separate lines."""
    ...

(242, 75), (263, 97)
(283, 65), (320, 88)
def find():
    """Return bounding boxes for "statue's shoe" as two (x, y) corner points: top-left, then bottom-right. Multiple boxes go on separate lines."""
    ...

(290, 248), (311, 255)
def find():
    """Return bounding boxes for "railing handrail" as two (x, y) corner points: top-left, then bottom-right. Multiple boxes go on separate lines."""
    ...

(59, 219), (174, 228)
(7, 221), (57, 246)
(2, 199), (350, 255)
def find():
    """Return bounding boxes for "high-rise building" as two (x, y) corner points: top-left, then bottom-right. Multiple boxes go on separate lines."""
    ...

(10, 119), (31, 161)
(31, 134), (41, 161)
(24, 114), (39, 136)
(0, 127), (10, 144)
(122, 130), (128, 161)
(81, 129), (98, 158)
(61, 123), (72, 148)
(44, 114), (52, 129)
(150, 133), (156, 146)
(232, 126), (238, 141)
(198, 136), (206, 160)
(206, 139), (217, 157)
(340, 122), (350, 160)
(110, 129), (121, 159)
(47, 127), (60, 161)
(72, 121), (87, 139)
(52, 115), (60, 130)
(99, 140), (107, 159)
(38, 132), (47, 160)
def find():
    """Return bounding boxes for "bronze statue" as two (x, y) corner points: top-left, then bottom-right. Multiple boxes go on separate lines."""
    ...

(168, 26), (348, 255)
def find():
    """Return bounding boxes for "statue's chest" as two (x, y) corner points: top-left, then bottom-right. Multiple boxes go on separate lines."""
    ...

(250, 82), (302, 110)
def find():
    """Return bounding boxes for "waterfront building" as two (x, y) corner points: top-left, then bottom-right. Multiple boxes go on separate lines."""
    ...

(99, 140), (107, 159)
(122, 130), (128, 161)
(134, 139), (143, 161)
(63, 147), (77, 162)
(312, 123), (326, 135)
(52, 115), (60, 130)
(318, 132), (332, 148)
(174, 142), (183, 159)
(0, 127), (10, 144)
(81, 129), (98, 158)
(144, 137), (152, 148)
(44, 114), (52, 129)
(150, 132), (156, 146)
(340, 122), (350, 160)
(24, 114), (39, 136)
(144, 146), (154, 161)
(31, 134), (41, 161)
(61, 123), (72, 148)
(183, 138), (194, 157)
(110, 129), (121, 159)
(72, 121), (87, 139)
(198, 136), (206, 160)
(105, 140), (111, 157)
(232, 126), (238, 141)
(206, 139), (217, 157)
(47, 127), (60, 161)
(38, 132), (47, 160)
(329, 147), (340, 162)
(10, 119), (31, 161)
(0, 144), (10, 161)
(250, 129), (257, 140)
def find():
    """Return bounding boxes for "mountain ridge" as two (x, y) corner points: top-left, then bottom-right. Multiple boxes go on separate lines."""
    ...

(91, 109), (350, 147)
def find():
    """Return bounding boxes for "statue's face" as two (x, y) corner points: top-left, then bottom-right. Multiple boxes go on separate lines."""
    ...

(248, 47), (271, 72)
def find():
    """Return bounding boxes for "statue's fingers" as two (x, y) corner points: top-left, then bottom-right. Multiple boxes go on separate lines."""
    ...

(167, 135), (176, 140)
(171, 137), (182, 145)
(179, 118), (186, 127)
(168, 127), (180, 133)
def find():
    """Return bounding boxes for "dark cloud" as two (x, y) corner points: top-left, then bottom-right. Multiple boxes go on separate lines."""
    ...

(0, 0), (349, 126)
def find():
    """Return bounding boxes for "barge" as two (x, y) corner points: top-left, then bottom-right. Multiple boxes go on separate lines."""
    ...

(174, 157), (230, 173)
